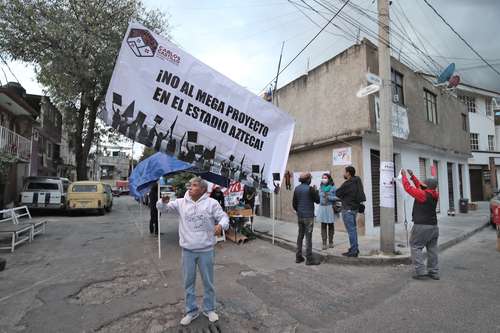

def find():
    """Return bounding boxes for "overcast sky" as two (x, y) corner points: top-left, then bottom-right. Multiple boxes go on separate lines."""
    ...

(2, 0), (499, 156)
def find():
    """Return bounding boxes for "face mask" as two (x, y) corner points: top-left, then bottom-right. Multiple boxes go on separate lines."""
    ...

(343, 175), (348, 180)
(420, 185), (428, 190)
(306, 179), (312, 185)
(321, 179), (328, 184)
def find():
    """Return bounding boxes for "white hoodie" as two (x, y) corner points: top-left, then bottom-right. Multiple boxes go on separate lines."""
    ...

(156, 192), (229, 252)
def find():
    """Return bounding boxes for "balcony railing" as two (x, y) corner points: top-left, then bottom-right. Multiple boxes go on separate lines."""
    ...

(0, 125), (31, 162)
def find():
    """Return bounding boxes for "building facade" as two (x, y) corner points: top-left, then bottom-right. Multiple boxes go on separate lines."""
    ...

(274, 39), (471, 236)
(0, 83), (37, 207)
(25, 94), (63, 177)
(454, 85), (500, 201)
(88, 144), (132, 185)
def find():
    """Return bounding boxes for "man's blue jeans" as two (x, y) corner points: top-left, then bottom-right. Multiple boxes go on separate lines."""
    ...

(182, 248), (215, 314)
(342, 210), (358, 253)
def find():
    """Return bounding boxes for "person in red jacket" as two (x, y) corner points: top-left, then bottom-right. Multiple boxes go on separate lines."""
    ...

(401, 169), (440, 280)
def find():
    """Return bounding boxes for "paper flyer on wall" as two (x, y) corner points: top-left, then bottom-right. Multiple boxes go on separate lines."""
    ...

(104, 22), (295, 188)
(380, 161), (395, 208)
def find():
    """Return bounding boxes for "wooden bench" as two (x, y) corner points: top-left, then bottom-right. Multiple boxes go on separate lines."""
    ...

(0, 209), (33, 252)
(12, 206), (47, 238)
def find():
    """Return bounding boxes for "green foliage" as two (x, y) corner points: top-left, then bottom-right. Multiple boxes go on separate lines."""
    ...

(139, 147), (156, 162)
(0, 0), (170, 179)
(172, 173), (195, 198)
(0, 152), (17, 183)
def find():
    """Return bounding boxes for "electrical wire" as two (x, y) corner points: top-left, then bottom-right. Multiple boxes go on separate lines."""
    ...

(422, 0), (500, 77)
(288, 0), (352, 40)
(259, 0), (351, 94)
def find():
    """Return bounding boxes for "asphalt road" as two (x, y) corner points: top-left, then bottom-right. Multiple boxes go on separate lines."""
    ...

(0, 196), (498, 333)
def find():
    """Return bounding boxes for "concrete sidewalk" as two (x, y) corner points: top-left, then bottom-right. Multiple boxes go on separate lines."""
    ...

(252, 202), (491, 265)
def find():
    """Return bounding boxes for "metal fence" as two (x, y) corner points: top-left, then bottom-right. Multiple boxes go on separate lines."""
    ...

(0, 125), (31, 162)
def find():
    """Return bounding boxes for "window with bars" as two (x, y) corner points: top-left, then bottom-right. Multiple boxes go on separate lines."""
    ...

(488, 135), (495, 151)
(391, 69), (404, 105)
(459, 95), (476, 113)
(424, 89), (438, 124)
(486, 97), (493, 117)
(470, 133), (479, 150)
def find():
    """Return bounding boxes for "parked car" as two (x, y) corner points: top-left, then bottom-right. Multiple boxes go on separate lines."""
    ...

(489, 194), (500, 228)
(19, 176), (70, 210)
(67, 181), (113, 215)
(111, 187), (122, 197)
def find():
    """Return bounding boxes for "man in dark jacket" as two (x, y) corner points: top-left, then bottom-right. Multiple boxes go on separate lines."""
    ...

(401, 169), (440, 280)
(336, 166), (366, 257)
(210, 186), (226, 211)
(149, 183), (159, 235)
(292, 172), (320, 265)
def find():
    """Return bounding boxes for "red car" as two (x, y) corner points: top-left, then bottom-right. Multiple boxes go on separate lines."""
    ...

(489, 195), (500, 228)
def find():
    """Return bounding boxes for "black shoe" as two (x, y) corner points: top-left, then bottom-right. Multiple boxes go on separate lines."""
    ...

(412, 274), (429, 280)
(342, 250), (359, 257)
(296, 256), (305, 264)
(305, 258), (320, 266)
(427, 274), (440, 280)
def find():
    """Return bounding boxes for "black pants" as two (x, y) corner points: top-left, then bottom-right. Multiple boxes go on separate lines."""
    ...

(321, 223), (335, 244)
(150, 207), (158, 234)
(296, 218), (314, 260)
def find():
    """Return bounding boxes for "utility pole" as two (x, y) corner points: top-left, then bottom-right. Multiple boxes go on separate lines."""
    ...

(378, 0), (395, 253)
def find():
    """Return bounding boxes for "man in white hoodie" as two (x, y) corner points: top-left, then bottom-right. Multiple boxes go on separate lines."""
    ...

(157, 177), (229, 326)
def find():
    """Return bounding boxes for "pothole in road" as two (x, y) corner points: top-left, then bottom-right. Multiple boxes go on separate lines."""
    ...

(69, 274), (160, 305)
(95, 303), (223, 333)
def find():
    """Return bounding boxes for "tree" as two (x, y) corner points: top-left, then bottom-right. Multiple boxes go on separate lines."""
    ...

(172, 173), (195, 198)
(139, 146), (155, 162)
(0, 0), (170, 180)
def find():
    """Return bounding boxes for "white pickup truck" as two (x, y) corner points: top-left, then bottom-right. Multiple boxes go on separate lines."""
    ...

(19, 177), (70, 210)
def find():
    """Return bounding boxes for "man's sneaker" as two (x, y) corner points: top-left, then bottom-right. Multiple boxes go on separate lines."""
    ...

(180, 312), (199, 326)
(427, 273), (440, 280)
(296, 256), (305, 263)
(328, 243), (334, 248)
(203, 311), (219, 323)
(322, 244), (328, 250)
(412, 274), (429, 280)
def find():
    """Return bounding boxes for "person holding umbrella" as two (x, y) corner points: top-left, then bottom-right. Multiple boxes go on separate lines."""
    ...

(157, 177), (229, 325)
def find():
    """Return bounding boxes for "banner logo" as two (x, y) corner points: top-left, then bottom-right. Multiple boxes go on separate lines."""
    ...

(127, 28), (158, 57)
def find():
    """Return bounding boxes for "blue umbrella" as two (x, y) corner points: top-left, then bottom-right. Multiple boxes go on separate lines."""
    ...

(129, 152), (192, 199)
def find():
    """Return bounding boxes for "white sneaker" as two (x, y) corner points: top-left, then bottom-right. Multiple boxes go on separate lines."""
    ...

(203, 311), (219, 323)
(180, 312), (199, 326)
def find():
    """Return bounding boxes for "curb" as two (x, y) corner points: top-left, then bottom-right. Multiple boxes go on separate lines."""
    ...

(437, 221), (490, 252)
(253, 220), (490, 266)
(253, 231), (411, 266)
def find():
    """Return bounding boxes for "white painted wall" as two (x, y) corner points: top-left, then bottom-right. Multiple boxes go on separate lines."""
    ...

(362, 136), (469, 236)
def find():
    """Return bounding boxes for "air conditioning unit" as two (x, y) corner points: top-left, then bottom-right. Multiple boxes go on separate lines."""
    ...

(393, 94), (399, 103)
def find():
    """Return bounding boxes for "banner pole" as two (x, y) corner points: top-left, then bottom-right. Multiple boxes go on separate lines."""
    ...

(158, 179), (161, 259)
(272, 191), (275, 245)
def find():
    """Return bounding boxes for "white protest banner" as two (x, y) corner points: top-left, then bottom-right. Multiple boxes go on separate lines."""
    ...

(104, 22), (295, 187)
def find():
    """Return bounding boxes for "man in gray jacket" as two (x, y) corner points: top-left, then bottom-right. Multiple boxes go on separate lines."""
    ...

(157, 177), (229, 326)
(292, 172), (320, 265)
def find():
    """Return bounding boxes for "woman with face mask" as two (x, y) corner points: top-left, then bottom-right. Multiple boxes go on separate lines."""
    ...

(317, 173), (336, 250)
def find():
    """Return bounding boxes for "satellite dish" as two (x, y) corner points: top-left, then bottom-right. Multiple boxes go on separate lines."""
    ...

(447, 75), (460, 88)
(356, 84), (380, 98)
(436, 63), (455, 84)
